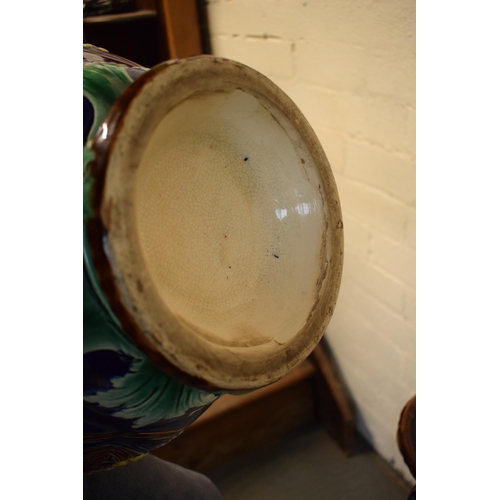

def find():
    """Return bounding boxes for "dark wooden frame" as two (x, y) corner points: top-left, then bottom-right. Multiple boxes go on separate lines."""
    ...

(84, 0), (206, 66)
(152, 340), (354, 472)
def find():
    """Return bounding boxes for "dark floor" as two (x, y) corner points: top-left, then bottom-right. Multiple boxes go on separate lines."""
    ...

(208, 424), (412, 500)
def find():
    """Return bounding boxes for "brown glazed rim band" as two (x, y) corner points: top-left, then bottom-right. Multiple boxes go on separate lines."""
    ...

(86, 56), (343, 392)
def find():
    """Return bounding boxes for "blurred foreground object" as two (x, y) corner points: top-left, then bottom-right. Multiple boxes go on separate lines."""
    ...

(397, 396), (416, 499)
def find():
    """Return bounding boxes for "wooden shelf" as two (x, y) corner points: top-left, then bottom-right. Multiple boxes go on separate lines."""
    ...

(152, 360), (317, 473)
(83, 9), (157, 24)
(151, 341), (355, 473)
(84, 0), (208, 67)
(84, 7), (163, 67)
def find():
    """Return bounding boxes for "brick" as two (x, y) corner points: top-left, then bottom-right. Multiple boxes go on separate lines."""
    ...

(345, 381), (398, 433)
(295, 41), (366, 92)
(371, 363), (410, 401)
(341, 286), (415, 355)
(285, 85), (355, 134)
(338, 178), (408, 241)
(352, 380), (408, 431)
(341, 214), (371, 259)
(345, 139), (416, 205)
(314, 127), (345, 175)
(325, 303), (374, 362)
(208, 0), (370, 45)
(405, 106), (416, 156)
(359, 410), (414, 482)
(366, 48), (416, 107)
(333, 345), (414, 449)
(297, 0), (413, 50)
(354, 96), (410, 153)
(343, 254), (406, 314)
(210, 34), (294, 79)
(207, 0), (327, 43)
(294, 1), (375, 46)
(400, 352), (416, 391)
(329, 303), (408, 380)
(402, 287), (416, 324)
(289, 86), (410, 152)
(354, 378), (415, 441)
(405, 207), (416, 249)
(356, 378), (414, 422)
(207, 1), (273, 39)
(371, 234), (416, 287)
(353, 0), (416, 52)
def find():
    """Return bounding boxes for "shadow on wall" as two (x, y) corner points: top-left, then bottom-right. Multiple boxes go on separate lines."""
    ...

(320, 339), (375, 452)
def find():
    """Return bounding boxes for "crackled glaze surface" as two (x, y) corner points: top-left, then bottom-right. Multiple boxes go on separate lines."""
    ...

(135, 90), (325, 346)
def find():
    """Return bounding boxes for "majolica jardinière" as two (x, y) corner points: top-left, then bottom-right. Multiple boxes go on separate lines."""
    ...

(83, 44), (343, 474)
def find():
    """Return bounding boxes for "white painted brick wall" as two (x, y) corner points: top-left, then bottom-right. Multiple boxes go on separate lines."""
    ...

(344, 140), (415, 206)
(211, 34), (294, 79)
(206, 0), (416, 483)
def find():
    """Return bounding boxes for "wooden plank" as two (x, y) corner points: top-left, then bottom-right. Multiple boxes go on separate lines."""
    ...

(196, 360), (316, 424)
(135, 0), (157, 9)
(157, 0), (203, 59)
(83, 10), (157, 24)
(83, 9), (163, 67)
(151, 360), (316, 472)
(310, 340), (355, 455)
(151, 341), (356, 471)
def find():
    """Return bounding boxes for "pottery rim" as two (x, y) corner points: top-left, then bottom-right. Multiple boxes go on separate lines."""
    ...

(85, 55), (343, 392)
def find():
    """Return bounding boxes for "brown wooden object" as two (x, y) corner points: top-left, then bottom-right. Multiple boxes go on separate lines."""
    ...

(84, 10), (164, 67)
(152, 341), (355, 472)
(151, 360), (316, 472)
(310, 339), (355, 454)
(397, 395), (416, 479)
(156, 0), (203, 59)
(84, 0), (205, 66)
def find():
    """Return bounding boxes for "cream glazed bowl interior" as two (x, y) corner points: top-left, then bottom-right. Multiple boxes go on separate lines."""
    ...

(89, 56), (343, 392)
